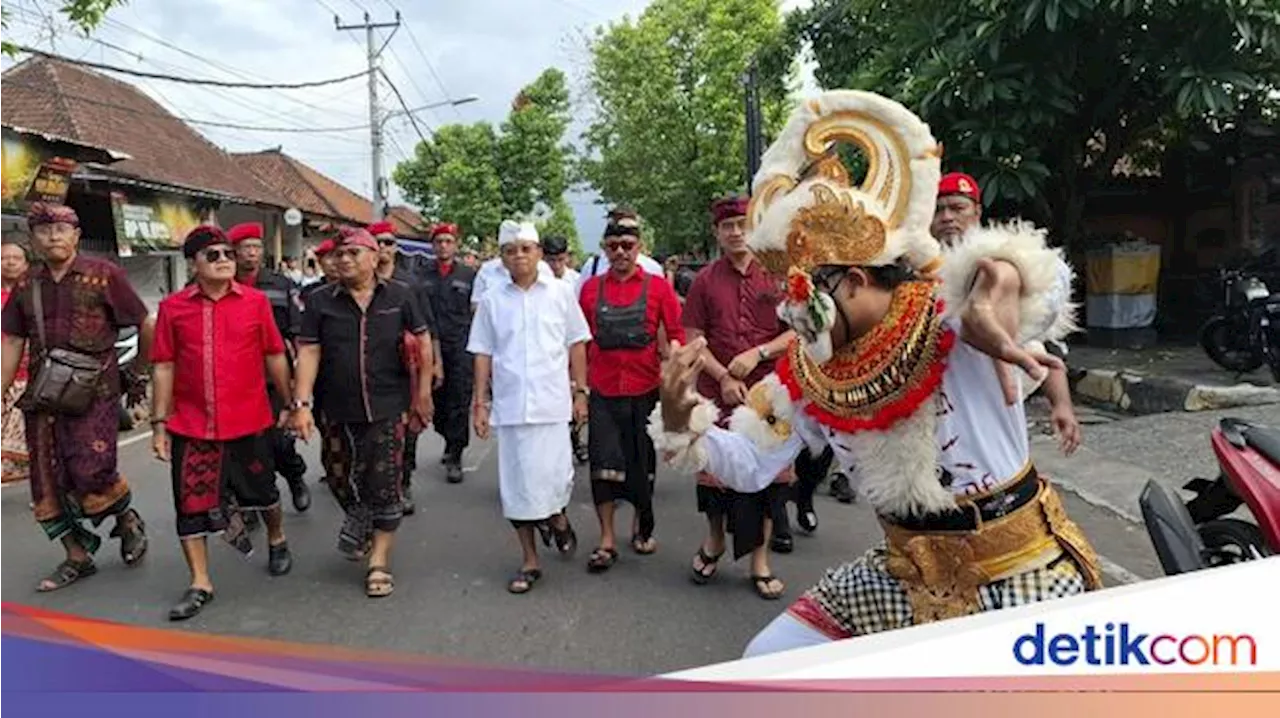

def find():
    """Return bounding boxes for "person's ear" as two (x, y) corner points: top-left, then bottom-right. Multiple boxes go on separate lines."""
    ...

(844, 266), (871, 293)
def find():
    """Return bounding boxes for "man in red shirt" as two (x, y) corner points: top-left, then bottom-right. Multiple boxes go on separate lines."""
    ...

(682, 196), (796, 600)
(151, 226), (296, 621)
(579, 210), (685, 572)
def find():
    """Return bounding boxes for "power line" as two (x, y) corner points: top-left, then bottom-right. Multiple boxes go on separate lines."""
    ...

(398, 12), (464, 121)
(2, 78), (376, 133)
(378, 67), (430, 145)
(16, 45), (370, 88)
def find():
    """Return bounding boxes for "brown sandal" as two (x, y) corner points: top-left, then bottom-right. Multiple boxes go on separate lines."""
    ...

(110, 509), (148, 566)
(365, 566), (394, 598)
(36, 557), (97, 592)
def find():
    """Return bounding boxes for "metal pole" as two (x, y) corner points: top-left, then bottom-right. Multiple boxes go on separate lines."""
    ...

(743, 61), (763, 188)
(336, 11), (401, 221)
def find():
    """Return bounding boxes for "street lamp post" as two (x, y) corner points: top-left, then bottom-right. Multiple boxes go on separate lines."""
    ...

(374, 95), (480, 218)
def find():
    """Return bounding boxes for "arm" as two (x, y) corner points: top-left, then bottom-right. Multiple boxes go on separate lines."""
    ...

(472, 353), (492, 440)
(570, 341), (588, 424)
(150, 362), (174, 461)
(291, 343), (321, 441)
(414, 330), (434, 421)
(1041, 366), (1081, 454)
(135, 315), (156, 375)
(265, 354), (293, 407)
(2, 335), (25, 396)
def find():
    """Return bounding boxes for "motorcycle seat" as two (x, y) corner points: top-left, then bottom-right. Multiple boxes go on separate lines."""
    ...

(1245, 426), (1280, 467)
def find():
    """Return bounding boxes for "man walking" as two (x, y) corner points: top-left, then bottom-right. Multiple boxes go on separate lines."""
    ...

(469, 220), (592, 593)
(228, 221), (311, 513)
(150, 226), (295, 620)
(419, 222), (476, 484)
(682, 196), (795, 599)
(579, 212), (684, 572)
(0, 202), (151, 591)
(292, 227), (434, 597)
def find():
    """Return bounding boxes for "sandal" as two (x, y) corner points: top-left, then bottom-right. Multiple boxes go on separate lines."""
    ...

(109, 509), (148, 566)
(507, 568), (543, 594)
(690, 547), (723, 585)
(630, 534), (657, 555)
(365, 566), (394, 598)
(751, 574), (786, 600)
(551, 517), (578, 557)
(36, 557), (97, 592)
(168, 587), (214, 621)
(586, 547), (618, 573)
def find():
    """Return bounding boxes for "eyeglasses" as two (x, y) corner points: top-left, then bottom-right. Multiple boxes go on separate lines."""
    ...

(603, 239), (637, 253)
(812, 266), (847, 295)
(202, 248), (236, 263)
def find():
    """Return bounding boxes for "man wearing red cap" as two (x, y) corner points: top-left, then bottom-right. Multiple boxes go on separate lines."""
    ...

(931, 173), (1082, 455)
(419, 221), (477, 483)
(228, 221), (311, 514)
(369, 220), (440, 512)
(682, 195), (797, 599)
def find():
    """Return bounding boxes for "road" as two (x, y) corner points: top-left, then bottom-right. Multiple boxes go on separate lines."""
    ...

(0, 407), (1212, 676)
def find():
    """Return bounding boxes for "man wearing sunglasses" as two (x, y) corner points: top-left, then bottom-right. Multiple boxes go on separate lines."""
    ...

(151, 226), (297, 621)
(579, 210), (685, 572)
(228, 222), (311, 515)
(573, 207), (665, 297)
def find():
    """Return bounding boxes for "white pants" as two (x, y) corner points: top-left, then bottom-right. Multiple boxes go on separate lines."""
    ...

(743, 612), (833, 658)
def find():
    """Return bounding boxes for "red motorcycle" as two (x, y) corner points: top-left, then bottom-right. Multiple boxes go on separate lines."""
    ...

(1141, 417), (1280, 574)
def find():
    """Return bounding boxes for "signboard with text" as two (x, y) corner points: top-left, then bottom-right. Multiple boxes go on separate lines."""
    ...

(110, 190), (203, 256)
(1, 131), (79, 212)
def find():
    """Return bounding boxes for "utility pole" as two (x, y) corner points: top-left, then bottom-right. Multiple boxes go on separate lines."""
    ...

(742, 60), (763, 188)
(336, 11), (401, 221)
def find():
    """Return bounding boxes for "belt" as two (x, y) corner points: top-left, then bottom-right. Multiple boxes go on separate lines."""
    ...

(884, 465), (1042, 532)
(877, 466), (1104, 625)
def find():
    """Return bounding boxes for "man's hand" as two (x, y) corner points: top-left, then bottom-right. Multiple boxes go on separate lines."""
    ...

(432, 360), (445, 390)
(1052, 405), (1082, 455)
(276, 409), (292, 430)
(573, 394), (588, 425)
(727, 348), (762, 380)
(960, 258), (1065, 405)
(474, 404), (491, 440)
(413, 393), (434, 428)
(291, 407), (316, 442)
(659, 337), (706, 432)
(720, 375), (748, 407)
(152, 428), (171, 462)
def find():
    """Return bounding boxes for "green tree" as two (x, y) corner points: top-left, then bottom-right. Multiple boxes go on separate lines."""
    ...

(793, 0), (1280, 249)
(535, 197), (584, 260)
(580, 0), (794, 255)
(2, 1), (126, 56)
(393, 68), (576, 240)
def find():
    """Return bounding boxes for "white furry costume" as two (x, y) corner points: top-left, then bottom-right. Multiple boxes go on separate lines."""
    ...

(647, 91), (1101, 655)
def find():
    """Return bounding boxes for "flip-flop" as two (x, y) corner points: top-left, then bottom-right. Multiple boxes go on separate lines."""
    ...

(366, 566), (394, 598)
(630, 534), (657, 555)
(586, 547), (618, 573)
(690, 547), (723, 585)
(751, 574), (785, 600)
(36, 558), (97, 593)
(507, 568), (543, 594)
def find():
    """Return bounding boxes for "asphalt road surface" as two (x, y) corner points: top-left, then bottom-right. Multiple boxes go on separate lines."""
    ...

(2, 422), (1170, 676)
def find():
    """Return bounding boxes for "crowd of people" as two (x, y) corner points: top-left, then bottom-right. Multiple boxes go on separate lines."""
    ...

(1, 90), (1092, 660)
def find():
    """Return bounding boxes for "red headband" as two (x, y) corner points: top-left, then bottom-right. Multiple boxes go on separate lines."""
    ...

(710, 196), (748, 225)
(227, 222), (264, 244)
(338, 226), (378, 251)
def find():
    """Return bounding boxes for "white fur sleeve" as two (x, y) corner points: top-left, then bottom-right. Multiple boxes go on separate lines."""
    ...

(938, 220), (1079, 345)
(702, 427), (805, 494)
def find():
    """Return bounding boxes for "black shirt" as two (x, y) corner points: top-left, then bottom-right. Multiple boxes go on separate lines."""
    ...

(385, 266), (437, 338)
(420, 260), (475, 346)
(244, 269), (302, 341)
(298, 279), (429, 424)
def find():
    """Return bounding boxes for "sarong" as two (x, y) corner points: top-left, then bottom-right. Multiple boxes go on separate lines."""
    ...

(321, 416), (406, 553)
(2, 379), (29, 484)
(25, 396), (131, 552)
(588, 390), (658, 540)
(169, 431), (279, 551)
(695, 467), (795, 560)
(496, 422), (573, 522)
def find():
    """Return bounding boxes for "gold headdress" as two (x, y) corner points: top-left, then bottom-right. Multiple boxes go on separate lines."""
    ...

(747, 91), (943, 277)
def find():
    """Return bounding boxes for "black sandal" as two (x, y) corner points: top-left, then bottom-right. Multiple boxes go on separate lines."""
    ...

(751, 574), (786, 600)
(36, 557), (97, 592)
(551, 517), (578, 557)
(109, 509), (148, 566)
(586, 547), (617, 573)
(631, 534), (657, 555)
(690, 547), (722, 585)
(507, 568), (542, 594)
(168, 587), (214, 621)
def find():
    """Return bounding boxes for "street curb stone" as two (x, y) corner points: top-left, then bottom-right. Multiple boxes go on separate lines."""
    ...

(1068, 367), (1280, 416)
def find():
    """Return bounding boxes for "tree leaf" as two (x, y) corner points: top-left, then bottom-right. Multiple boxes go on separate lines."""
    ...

(980, 133), (993, 156)
(1045, 0), (1061, 32)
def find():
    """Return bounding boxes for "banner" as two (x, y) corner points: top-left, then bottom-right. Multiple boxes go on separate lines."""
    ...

(1, 131), (78, 212)
(110, 190), (203, 256)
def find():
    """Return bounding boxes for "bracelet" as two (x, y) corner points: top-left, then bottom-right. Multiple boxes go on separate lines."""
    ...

(149, 417), (167, 427)
(757, 346), (769, 361)
(291, 398), (314, 410)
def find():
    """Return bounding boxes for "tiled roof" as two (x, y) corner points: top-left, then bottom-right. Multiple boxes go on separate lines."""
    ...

(232, 149), (429, 238)
(0, 57), (287, 205)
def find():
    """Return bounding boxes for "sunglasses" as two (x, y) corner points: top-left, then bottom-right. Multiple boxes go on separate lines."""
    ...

(603, 239), (638, 253)
(377, 238), (397, 247)
(201, 248), (236, 263)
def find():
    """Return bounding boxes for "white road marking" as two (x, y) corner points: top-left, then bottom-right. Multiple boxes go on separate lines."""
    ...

(117, 430), (154, 448)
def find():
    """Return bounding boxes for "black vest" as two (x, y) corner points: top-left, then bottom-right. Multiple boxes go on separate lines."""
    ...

(594, 275), (653, 350)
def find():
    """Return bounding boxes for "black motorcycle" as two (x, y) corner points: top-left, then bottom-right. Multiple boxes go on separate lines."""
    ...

(1198, 259), (1280, 382)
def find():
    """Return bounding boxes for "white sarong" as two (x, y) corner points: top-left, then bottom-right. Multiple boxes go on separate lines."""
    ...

(495, 423), (575, 521)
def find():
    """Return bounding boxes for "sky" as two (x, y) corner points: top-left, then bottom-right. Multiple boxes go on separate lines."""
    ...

(1, 0), (815, 253)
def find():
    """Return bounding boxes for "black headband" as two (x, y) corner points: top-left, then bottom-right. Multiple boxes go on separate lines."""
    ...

(183, 226), (230, 259)
(603, 223), (640, 240)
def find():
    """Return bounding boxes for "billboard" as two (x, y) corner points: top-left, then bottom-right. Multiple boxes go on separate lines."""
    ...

(1, 131), (78, 212)
(109, 190), (203, 255)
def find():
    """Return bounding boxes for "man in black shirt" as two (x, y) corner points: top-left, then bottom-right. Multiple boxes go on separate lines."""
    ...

(419, 222), (475, 483)
(370, 221), (440, 513)
(229, 221), (310, 513)
(293, 227), (433, 598)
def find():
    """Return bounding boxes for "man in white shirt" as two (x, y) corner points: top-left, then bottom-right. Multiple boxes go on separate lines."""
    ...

(468, 220), (592, 595)
(470, 254), (554, 310)
(541, 235), (580, 287)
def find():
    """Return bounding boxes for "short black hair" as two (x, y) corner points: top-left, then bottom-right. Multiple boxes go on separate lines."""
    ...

(541, 235), (569, 255)
(814, 261), (917, 292)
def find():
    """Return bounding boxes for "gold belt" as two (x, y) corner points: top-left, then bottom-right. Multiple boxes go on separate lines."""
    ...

(880, 476), (1103, 625)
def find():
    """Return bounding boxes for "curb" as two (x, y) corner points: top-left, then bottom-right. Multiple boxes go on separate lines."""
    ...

(1068, 367), (1280, 415)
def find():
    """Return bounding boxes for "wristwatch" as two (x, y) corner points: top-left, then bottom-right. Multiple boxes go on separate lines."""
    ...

(757, 346), (770, 361)
(291, 398), (314, 410)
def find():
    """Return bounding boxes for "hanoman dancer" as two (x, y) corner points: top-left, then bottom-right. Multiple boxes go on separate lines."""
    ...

(648, 90), (1100, 657)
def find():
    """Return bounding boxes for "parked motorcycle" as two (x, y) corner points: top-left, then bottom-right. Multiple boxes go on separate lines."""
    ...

(1140, 417), (1279, 575)
(1198, 259), (1280, 382)
(116, 327), (140, 430)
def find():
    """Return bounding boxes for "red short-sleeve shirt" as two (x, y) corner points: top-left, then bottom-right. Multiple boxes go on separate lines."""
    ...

(151, 282), (285, 441)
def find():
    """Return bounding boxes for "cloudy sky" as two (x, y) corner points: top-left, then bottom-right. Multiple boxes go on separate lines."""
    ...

(2, 0), (814, 251)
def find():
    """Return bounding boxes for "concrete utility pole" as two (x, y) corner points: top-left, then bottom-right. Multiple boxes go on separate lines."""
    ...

(335, 11), (401, 221)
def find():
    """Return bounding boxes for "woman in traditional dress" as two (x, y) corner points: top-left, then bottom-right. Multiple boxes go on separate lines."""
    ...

(2, 240), (31, 484)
